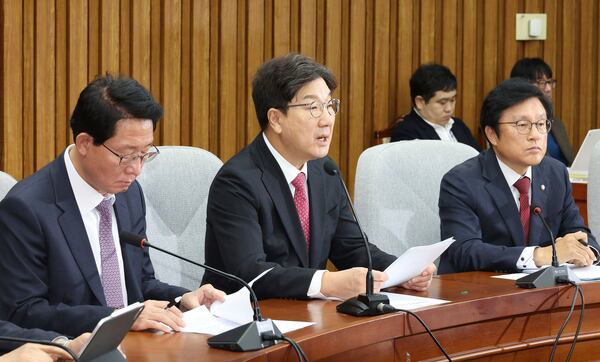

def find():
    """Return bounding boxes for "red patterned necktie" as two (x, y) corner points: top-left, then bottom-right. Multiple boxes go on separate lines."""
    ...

(291, 172), (310, 250)
(513, 177), (531, 245)
(96, 198), (124, 308)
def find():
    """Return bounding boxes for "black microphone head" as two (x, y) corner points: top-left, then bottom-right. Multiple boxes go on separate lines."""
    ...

(120, 231), (147, 248)
(531, 205), (542, 215)
(323, 159), (338, 176)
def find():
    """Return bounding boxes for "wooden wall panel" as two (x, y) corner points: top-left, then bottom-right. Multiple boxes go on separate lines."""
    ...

(1, 0), (600, 195)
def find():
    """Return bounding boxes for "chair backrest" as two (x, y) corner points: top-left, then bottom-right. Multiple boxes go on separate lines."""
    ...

(137, 146), (223, 290)
(354, 140), (479, 258)
(373, 116), (405, 145)
(587, 143), (600, 236)
(0, 171), (17, 200)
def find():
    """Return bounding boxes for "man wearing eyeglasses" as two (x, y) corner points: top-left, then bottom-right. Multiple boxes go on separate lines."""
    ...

(437, 78), (598, 274)
(0, 75), (225, 337)
(510, 57), (574, 166)
(202, 53), (435, 300)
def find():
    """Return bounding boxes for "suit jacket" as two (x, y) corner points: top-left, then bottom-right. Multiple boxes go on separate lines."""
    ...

(0, 320), (60, 355)
(202, 135), (396, 299)
(390, 109), (482, 151)
(0, 153), (187, 337)
(550, 118), (575, 166)
(438, 148), (598, 274)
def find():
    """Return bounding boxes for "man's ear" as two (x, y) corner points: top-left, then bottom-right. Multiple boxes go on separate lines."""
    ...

(484, 126), (499, 147)
(74, 133), (94, 156)
(267, 108), (284, 134)
(414, 96), (426, 111)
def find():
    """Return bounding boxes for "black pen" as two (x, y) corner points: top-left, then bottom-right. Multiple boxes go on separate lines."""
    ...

(164, 296), (182, 310)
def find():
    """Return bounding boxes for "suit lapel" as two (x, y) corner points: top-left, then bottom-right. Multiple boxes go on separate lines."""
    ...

(307, 161), (326, 267)
(481, 150), (525, 246)
(52, 155), (107, 305)
(530, 163), (549, 244)
(252, 136), (309, 267)
(113, 194), (138, 299)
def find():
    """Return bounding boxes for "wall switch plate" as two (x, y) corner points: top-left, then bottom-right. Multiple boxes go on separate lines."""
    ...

(516, 13), (547, 40)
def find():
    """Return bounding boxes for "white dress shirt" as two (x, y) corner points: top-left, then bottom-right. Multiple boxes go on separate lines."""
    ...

(64, 145), (128, 306)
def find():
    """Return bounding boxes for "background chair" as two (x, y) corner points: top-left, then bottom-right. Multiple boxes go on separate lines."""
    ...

(587, 143), (600, 236)
(137, 146), (223, 290)
(354, 140), (479, 258)
(0, 171), (17, 200)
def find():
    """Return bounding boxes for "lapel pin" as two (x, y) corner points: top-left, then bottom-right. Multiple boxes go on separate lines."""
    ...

(541, 184), (545, 191)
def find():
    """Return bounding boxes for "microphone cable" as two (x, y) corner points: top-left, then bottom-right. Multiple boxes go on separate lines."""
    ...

(263, 332), (308, 361)
(549, 282), (583, 362)
(377, 304), (452, 361)
(0, 336), (80, 361)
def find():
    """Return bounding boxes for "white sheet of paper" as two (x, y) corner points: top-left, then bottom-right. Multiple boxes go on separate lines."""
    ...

(382, 237), (455, 288)
(181, 306), (314, 336)
(382, 292), (449, 310)
(209, 268), (273, 325)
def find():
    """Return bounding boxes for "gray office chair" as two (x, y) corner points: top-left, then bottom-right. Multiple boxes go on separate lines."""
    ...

(354, 140), (479, 258)
(137, 146), (223, 290)
(0, 171), (17, 200)
(587, 143), (600, 236)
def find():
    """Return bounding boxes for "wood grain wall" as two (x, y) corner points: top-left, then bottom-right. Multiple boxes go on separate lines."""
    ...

(1, 0), (599, 194)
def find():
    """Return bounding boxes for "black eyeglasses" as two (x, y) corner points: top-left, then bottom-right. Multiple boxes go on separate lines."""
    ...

(534, 79), (557, 89)
(102, 144), (160, 166)
(497, 119), (552, 135)
(287, 99), (341, 118)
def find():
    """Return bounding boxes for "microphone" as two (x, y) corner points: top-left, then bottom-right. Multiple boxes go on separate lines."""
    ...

(323, 160), (393, 316)
(119, 231), (282, 352)
(516, 205), (573, 288)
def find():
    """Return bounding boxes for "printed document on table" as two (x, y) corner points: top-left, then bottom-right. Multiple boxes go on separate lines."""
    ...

(181, 267), (314, 335)
(382, 292), (449, 311)
(493, 264), (600, 282)
(382, 237), (455, 289)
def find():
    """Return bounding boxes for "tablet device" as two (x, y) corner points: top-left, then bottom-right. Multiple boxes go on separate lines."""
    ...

(569, 128), (600, 175)
(78, 302), (144, 362)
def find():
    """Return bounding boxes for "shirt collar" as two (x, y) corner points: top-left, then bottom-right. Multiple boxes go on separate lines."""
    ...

(414, 107), (455, 131)
(262, 133), (308, 184)
(64, 145), (116, 213)
(495, 153), (532, 187)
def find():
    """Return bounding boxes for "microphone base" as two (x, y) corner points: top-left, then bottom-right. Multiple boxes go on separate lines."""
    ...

(516, 265), (578, 289)
(336, 293), (392, 316)
(207, 319), (281, 352)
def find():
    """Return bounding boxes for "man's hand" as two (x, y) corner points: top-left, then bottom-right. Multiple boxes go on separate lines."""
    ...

(130, 300), (185, 333)
(65, 332), (91, 355)
(179, 284), (226, 311)
(320, 267), (389, 300)
(534, 231), (596, 267)
(401, 263), (436, 291)
(0, 343), (72, 362)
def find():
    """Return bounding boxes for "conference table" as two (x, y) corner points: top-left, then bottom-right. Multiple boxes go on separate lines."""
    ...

(122, 272), (600, 361)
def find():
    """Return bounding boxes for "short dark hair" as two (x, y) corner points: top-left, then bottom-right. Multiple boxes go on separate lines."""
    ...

(409, 64), (457, 105)
(251, 53), (337, 131)
(69, 74), (163, 145)
(480, 78), (553, 137)
(510, 58), (553, 81)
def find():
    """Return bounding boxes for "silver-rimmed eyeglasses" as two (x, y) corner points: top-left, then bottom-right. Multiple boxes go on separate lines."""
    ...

(498, 119), (552, 135)
(287, 98), (341, 118)
(102, 144), (160, 166)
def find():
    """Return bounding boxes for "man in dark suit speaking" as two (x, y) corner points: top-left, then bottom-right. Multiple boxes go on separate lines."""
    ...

(390, 63), (481, 151)
(0, 75), (225, 337)
(438, 78), (598, 274)
(202, 53), (435, 300)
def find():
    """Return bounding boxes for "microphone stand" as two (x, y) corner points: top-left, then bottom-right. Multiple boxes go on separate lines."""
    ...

(120, 232), (281, 352)
(516, 206), (575, 288)
(324, 162), (392, 316)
